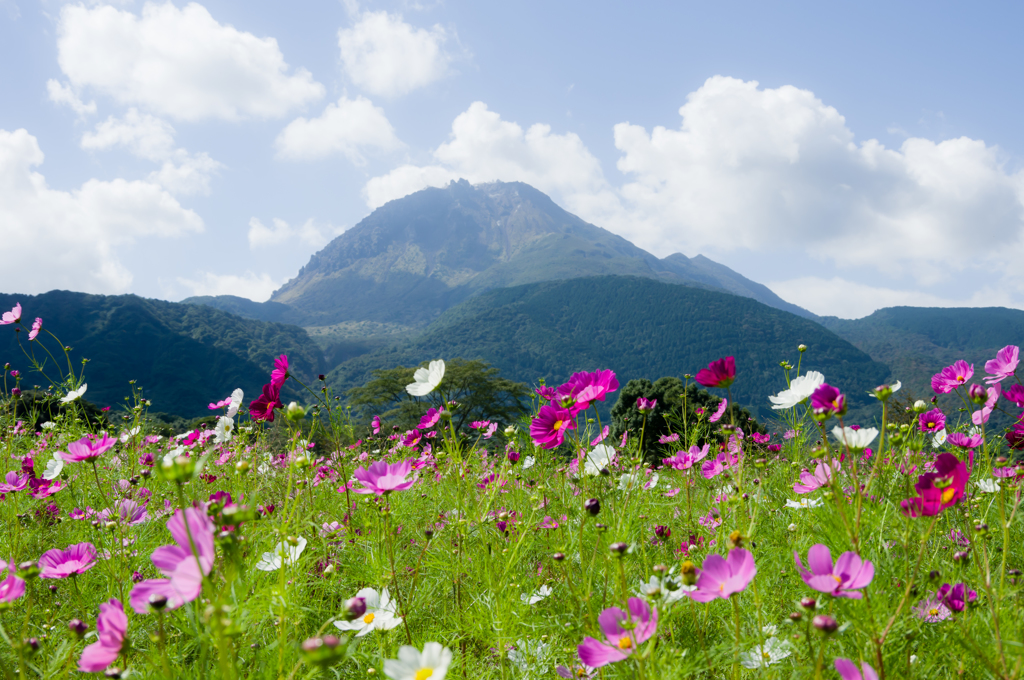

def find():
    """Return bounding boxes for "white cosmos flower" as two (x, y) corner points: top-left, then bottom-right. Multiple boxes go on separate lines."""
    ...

(255, 536), (307, 571)
(638, 574), (691, 604)
(60, 383), (87, 404)
(978, 478), (1001, 493)
(618, 471), (658, 492)
(522, 456), (535, 470)
(769, 371), (824, 410)
(383, 642), (452, 680)
(583, 444), (616, 476)
(42, 453), (64, 480)
(119, 427), (141, 444)
(41, 421), (56, 430)
(507, 639), (551, 674)
(740, 636), (793, 669)
(785, 497), (823, 510)
(932, 428), (947, 448)
(831, 426), (878, 451)
(215, 416), (235, 444)
(227, 388), (244, 418)
(521, 584), (552, 605)
(335, 587), (403, 637)
(406, 360), (445, 397)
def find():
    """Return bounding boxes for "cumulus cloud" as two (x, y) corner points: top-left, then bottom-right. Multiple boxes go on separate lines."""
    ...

(56, 2), (324, 122)
(275, 95), (401, 163)
(338, 10), (451, 97)
(247, 217), (344, 250)
(176, 271), (281, 302)
(0, 128), (203, 294)
(46, 79), (97, 117)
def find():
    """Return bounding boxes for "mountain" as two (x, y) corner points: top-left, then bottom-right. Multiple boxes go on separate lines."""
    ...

(183, 180), (815, 336)
(328, 275), (888, 421)
(0, 291), (322, 417)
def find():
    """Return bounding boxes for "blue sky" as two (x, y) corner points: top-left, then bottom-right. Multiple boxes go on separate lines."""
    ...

(2, 0), (1023, 318)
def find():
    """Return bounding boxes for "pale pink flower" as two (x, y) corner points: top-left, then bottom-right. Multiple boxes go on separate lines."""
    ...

(985, 345), (1019, 384)
(78, 599), (127, 672)
(0, 303), (21, 325)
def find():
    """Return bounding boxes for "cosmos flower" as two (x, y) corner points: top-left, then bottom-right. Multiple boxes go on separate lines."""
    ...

(98, 500), (148, 526)
(28, 318), (42, 341)
(932, 360), (973, 394)
(664, 444), (710, 471)
(709, 398), (728, 423)
(834, 658), (879, 680)
(61, 433), (115, 463)
(794, 544), (874, 598)
(128, 507), (216, 613)
(689, 549), (757, 602)
(917, 408), (946, 433)
(214, 416), (234, 444)
(530, 405), (576, 449)
(419, 407), (443, 429)
(335, 588), (403, 637)
(831, 427), (878, 451)
(270, 355), (289, 391)
(769, 371), (825, 409)
(60, 383), (88, 404)
(695, 357), (736, 389)
(249, 382), (283, 422)
(521, 584), (552, 605)
(937, 583), (977, 612)
(740, 636), (793, 669)
(255, 537), (307, 572)
(39, 542), (97, 579)
(914, 594), (951, 622)
(0, 561), (25, 603)
(984, 345), (1019, 384)
(636, 397), (657, 413)
(810, 384), (846, 418)
(352, 459), (416, 495)
(577, 598), (658, 667)
(383, 642), (451, 680)
(0, 303), (21, 325)
(0, 471), (29, 493)
(901, 453), (968, 518)
(78, 599), (127, 673)
(582, 444), (616, 475)
(785, 497), (823, 510)
(406, 359), (445, 397)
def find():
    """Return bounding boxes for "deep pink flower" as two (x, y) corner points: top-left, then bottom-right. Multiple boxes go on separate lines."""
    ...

(129, 507), (215, 613)
(701, 450), (739, 479)
(39, 542), (97, 579)
(794, 544), (874, 599)
(539, 516), (560, 529)
(535, 386), (557, 402)
(636, 397), (657, 413)
(708, 398), (728, 423)
(932, 360), (973, 394)
(371, 415), (382, 434)
(810, 384), (846, 418)
(419, 408), (443, 429)
(937, 582), (977, 612)
(401, 429), (422, 448)
(0, 303), (21, 325)
(208, 397), (230, 410)
(985, 345), (1019, 384)
(566, 370), (620, 408)
(917, 408), (946, 433)
(0, 471), (29, 493)
(249, 383), (282, 422)
(0, 561), (25, 603)
(98, 500), (148, 526)
(835, 658), (879, 680)
(1005, 385), (1024, 408)
(901, 453), (968, 517)
(270, 354), (289, 390)
(664, 444), (710, 471)
(752, 432), (771, 444)
(695, 357), (736, 389)
(28, 317), (42, 341)
(78, 598), (127, 673)
(690, 549), (757, 602)
(61, 433), (116, 463)
(29, 478), (63, 499)
(352, 459), (416, 495)
(793, 461), (838, 494)
(530, 404), (576, 449)
(577, 598), (657, 668)
(658, 433), (680, 444)
(948, 432), (983, 449)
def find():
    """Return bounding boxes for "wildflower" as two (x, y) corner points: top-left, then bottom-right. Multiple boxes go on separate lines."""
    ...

(658, 433), (680, 444)
(794, 461), (838, 494)
(521, 584), (552, 605)
(0, 561), (25, 603)
(372, 415), (383, 434)
(752, 432), (771, 444)
(60, 383), (88, 404)
(636, 397), (657, 413)
(618, 471), (658, 491)
(970, 385), (1000, 425)
(932, 360), (973, 394)
(336, 587), (403, 637)
(937, 583), (977, 612)
(0, 303), (21, 325)
(695, 356), (736, 389)
(530, 404), (576, 449)
(226, 388), (243, 417)
(770, 371), (825, 409)
(985, 345), (1019, 383)
(786, 497), (823, 510)
(901, 453), (968, 518)
(577, 598), (658, 667)
(664, 444), (710, 471)
(978, 478), (1000, 493)
(810, 384), (846, 418)
(564, 369), (620, 408)
(352, 459), (416, 495)
(419, 407), (443, 429)
(383, 642), (452, 680)
(249, 382), (283, 422)
(834, 658), (879, 680)
(539, 516), (560, 529)
(0, 471), (28, 493)
(869, 381), (901, 401)
(128, 507), (215, 613)
(917, 408), (945, 433)
(709, 398), (728, 423)
(28, 318), (42, 341)
(214, 416), (234, 444)
(832, 426), (878, 451)
(740, 637), (793, 669)
(948, 432), (983, 449)
(270, 354), (289, 390)
(98, 500), (148, 526)
(582, 444), (615, 475)
(78, 599), (127, 673)
(39, 543), (97, 579)
(556, 663), (597, 679)
(61, 433), (115, 462)
(1005, 384), (1024, 407)
(255, 537), (307, 571)
(794, 544), (874, 599)
(406, 359), (445, 396)
(690, 549), (756, 601)
(913, 594), (951, 622)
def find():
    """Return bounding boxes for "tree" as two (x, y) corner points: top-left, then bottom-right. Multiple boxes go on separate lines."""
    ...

(345, 358), (530, 437)
(611, 377), (765, 462)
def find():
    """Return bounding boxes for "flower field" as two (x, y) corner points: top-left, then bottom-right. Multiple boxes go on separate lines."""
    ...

(0, 302), (1022, 679)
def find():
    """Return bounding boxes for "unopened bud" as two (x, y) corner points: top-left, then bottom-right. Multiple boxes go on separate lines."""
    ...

(609, 542), (629, 556)
(584, 498), (601, 516)
(812, 615), (838, 634)
(799, 597), (817, 611)
(344, 596), (367, 621)
(798, 344), (807, 353)
(68, 619), (88, 638)
(235, 460), (250, 474)
(552, 552), (565, 562)
(148, 593), (168, 611)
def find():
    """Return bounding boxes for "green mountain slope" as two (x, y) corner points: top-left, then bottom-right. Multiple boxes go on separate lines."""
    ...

(329, 276), (887, 421)
(0, 291), (322, 417)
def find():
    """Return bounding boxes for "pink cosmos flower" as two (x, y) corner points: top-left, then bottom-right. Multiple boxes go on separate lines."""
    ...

(539, 516), (560, 529)
(0, 471), (29, 493)
(535, 386), (556, 402)
(901, 453), (968, 517)
(794, 544), (874, 599)
(0, 303), (21, 325)
(708, 398), (728, 423)
(1005, 385), (1024, 408)
(0, 561), (25, 602)
(948, 432), (983, 449)
(937, 583), (976, 612)
(556, 663), (597, 679)
(932, 360), (973, 394)
(752, 432), (771, 444)
(810, 384), (846, 418)
(352, 459), (416, 495)
(39, 542), (98, 579)
(577, 598), (658, 668)
(835, 659), (879, 680)
(209, 397), (230, 410)
(401, 429), (422, 448)
(98, 500), (148, 526)
(419, 408), (443, 429)
(590, 426), (610, 446)
(985, 345), (1019, 384)
(270, 354), (289, 390)
(565, 369), (620, 409)
(914, 594), (951, 622)
(29, 478), (63, 499)
(695, 357), (736, 389)
(658, 433), (680, 444)
(690, 549), (757, 602)
(971, 385), (1000, 425)
(701, 450), (739, 479)
(249, 382), (283, 422)
(61, 434), (116, 463)
(917, 408), (946, 433)
(664, 444), (710, 471)
(530, 404), (576, 449)
(78, 599), (127, 673)
(129, 507), (215, 613)
(28, 317), (42, 341)
(636, 397), (657, 413)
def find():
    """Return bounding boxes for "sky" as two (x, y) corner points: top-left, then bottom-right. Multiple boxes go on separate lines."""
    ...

(2, 0), (1023, 319)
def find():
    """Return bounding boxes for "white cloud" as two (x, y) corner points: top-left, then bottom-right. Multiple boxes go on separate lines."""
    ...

(768, 277), (1021, 319)
(275, 95), (402, 163)
(46, 79), (96, 117)
(0, 128), (203, 294)
(338, 10), (451, 97)
(177, 271), (281, 302)
(56, 2), (324, 122)
(247, 217), (345, 250)
(148, 153), (222, 196)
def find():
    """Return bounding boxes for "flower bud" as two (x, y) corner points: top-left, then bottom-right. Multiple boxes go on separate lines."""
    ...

(235, 460), (250, 474)
(680, 561), (698, 586)
(654, 525), (671, 541)
(424, 528), (434, 540)
(507, 450), (520, 465)
(913, 400), (928, 413)
(584, 498), (601, 516)
(68, 619), (88, 638)
(344, 596), (367, 621)
(799, 597), (817, 611)
(286, 402), (306, 422)
(595, 523), (607, 533)
(928, 570), (940, 581)
(798, 344), (807, 353)
(789, 611), (802, 622)
(812, 615), (838, 634)
(609, 542), (629, 556)
(552, 552), (565, 562)
(969, 384), (988, 405)
(17, 561), (39, 580)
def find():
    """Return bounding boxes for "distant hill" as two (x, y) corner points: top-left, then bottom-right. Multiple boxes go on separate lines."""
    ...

(328, 276), (888, 422)
(0, 291), (322, 417)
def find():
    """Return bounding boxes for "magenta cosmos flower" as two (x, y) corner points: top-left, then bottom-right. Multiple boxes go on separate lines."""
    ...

(270, 354), (289, 390)
(577, 598), (658, 668)
(129, 507), (215, 613)
(419, 407), (443, 429)
(564, 369), (620, 411)
(78, 598), (127, 673)
(917, 408), (946, 433)
(249, 382), (283, 422)
(0, 303), (21, 325)
(937, 583), (977, 612)
(985, 345), (1019, 384)
(695, 356), (736, 389)
(793, 461), (838, 494)
(0, 471), (29, 493)
(932, 360), (973, 394)
(901, 453), (968, 518)
(352, 459), (416, 495)
(60, 433), (116, 463)
(636, 397), (656, 413)
(690, 549), (757, 602)
(664, 444), (710, 471)
(794, 544), (874, 598)
(948, 432), (983, 449)
(39, 542), (98, 579)
(0, 561), (25, 603)
(835, 659), (878, 680)
(28, 317), (42, 341)
(530, 404), (576, 449)
(810, 384), (846, 418)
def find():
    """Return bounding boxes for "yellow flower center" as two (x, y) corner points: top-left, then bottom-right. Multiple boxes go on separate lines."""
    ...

(617, 637), (632, 650)
(363, 613), (375, 624)
(929, 608), (939, 616)
(553, 420), (563, 431)
(927, 421), (935, 428)
(941, 487), (956, 504)
(415, 669), (433, 680)
(833, 575), (842, 584)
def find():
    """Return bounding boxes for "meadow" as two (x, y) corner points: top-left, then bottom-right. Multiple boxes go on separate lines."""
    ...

(0, 301), (1020, 680)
